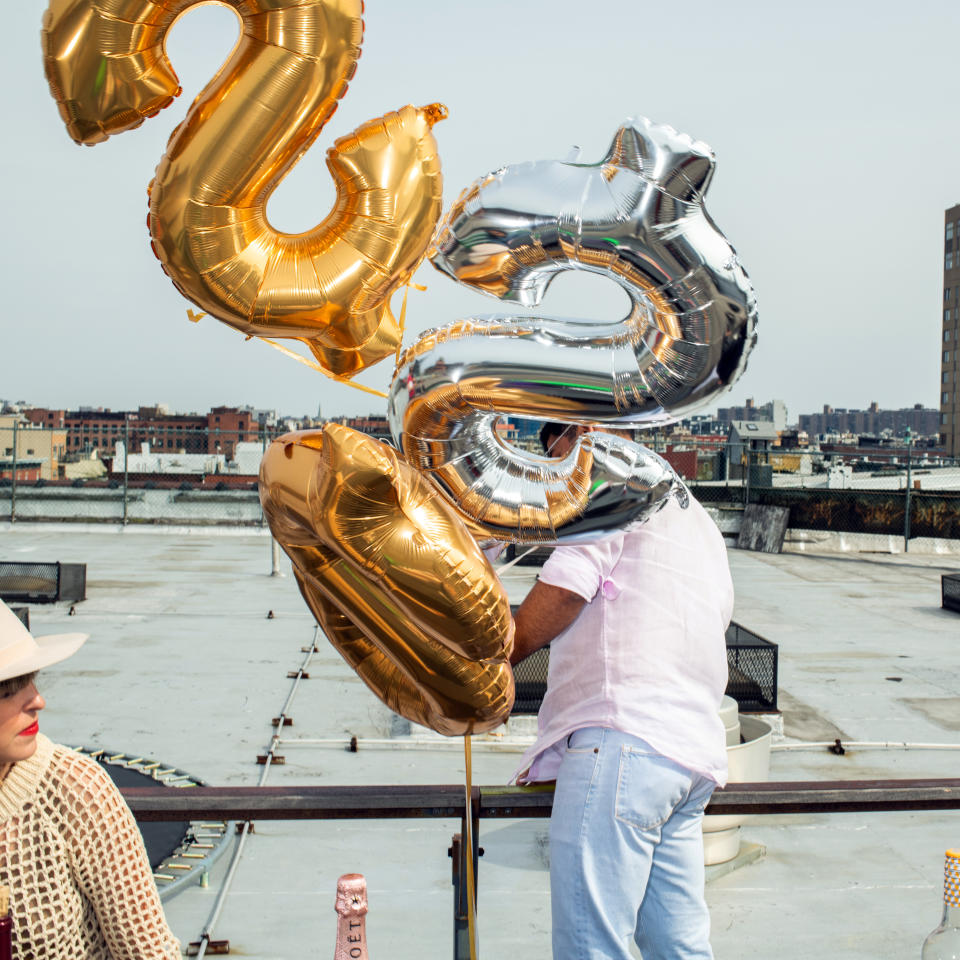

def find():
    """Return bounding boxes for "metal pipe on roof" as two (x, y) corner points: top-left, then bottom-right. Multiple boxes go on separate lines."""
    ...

(191, 625), (319, 960)
(276, 737), (533, 751)
(772, 741), (960, 752)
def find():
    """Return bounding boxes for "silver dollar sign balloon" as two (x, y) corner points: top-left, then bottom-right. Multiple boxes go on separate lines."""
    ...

(388, 117), (757, 543)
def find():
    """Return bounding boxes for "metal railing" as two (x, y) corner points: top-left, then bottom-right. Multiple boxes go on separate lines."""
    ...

(119, 777), (960, 821)
(687, 440), (960, 546)
(0, 424), (288, 526)
(0, 561), (86, 604)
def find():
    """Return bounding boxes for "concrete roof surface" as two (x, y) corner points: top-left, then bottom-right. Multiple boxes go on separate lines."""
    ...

(1, 523), (958, 959)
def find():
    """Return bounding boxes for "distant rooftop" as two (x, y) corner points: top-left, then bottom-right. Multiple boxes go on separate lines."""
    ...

(729, 419), (779, 441)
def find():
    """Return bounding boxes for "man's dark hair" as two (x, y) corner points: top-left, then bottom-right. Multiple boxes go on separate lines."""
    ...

(539, 421), (570, 454)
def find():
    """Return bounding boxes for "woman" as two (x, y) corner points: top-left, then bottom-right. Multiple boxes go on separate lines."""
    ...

(0, 600), (180, 958)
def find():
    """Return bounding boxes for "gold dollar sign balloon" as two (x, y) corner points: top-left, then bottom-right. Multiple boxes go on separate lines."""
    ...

(41, 0), (446, 377)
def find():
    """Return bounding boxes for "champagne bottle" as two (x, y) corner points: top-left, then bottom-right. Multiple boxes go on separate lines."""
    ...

(334, 874), (369, 960)
(0, 885), (11, 960)
(922, 849), (960, 959)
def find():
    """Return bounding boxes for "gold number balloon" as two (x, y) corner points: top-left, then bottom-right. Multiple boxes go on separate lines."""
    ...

(41, 0), (446, 377)
(259, 424), (514, 736)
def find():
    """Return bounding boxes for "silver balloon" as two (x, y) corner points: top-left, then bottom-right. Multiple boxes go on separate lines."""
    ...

(388, 117), (757, 543)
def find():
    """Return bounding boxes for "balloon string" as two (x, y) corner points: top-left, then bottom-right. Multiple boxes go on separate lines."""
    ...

(395, 280), (427, 367)
(257, 337), (389, 399)
(464, 734), (479, 960)
(492, 545), (540, 574)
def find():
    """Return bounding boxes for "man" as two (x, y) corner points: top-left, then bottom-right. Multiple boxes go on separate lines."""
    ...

(510, 422), (734, 960)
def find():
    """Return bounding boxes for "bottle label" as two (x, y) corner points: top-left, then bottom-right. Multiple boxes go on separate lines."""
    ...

(335, 873), (369, 960)
(945, 858), (960, 908)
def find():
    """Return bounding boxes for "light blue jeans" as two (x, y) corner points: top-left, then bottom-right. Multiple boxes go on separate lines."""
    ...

(550, 727), (716, 960)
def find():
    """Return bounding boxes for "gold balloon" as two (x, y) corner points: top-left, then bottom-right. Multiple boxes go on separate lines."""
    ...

(41, 0), (445, 376)
(259, 424), (514, 736)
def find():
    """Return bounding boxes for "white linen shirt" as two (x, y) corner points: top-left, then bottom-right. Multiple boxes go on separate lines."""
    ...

(512, 495), (734, 787)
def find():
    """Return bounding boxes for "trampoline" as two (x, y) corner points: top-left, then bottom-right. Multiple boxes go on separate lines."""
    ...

(71, 746), (233, 901)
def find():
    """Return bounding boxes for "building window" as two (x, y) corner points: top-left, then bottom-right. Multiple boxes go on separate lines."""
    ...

(947, 329), (953, 342)
(945, 351), (952, 363)
(944, 393), (951, 404)
(949, 254), (956, 271)
(944, 413), (952, 425)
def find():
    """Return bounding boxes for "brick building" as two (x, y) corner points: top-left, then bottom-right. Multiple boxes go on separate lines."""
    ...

(130, 406), (206, 455)
(0, 416), (67, 480)
(24, 407), (127, 456)
(334, 415), (391, 441)
(22, 404), (261, 462)
(206, 406), (259, 458)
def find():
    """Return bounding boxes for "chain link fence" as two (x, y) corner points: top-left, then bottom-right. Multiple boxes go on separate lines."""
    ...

(685, 439), (960, 542)
(0, 423), (291, 526)
(3, 423), (959, 541)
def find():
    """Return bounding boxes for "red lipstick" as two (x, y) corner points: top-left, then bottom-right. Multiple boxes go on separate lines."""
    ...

(18, 721), (38, 737)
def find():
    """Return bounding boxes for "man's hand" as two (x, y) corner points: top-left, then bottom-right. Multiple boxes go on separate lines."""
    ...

(511, 581), (586, 665)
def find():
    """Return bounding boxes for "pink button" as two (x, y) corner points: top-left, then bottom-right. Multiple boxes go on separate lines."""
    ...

(601, 578), (620, 600)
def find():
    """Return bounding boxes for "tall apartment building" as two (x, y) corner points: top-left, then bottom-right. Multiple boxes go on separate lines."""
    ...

(798, 402), (939, 438)
(942, 203), (960, 456)
(716, 398), (788, 431)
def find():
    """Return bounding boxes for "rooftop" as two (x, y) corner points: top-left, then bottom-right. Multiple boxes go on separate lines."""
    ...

(2, 522), (958, 959)
(729, 420), (779, 440)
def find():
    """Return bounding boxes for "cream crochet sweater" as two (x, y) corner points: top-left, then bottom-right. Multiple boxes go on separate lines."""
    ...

(0, 734), (181, 959)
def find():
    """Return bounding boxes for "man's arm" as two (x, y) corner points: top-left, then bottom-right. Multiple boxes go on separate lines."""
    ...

(511, 580), (586, 666)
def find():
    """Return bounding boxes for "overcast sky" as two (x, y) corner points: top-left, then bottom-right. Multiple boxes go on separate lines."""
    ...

(2, 0), (958, 423)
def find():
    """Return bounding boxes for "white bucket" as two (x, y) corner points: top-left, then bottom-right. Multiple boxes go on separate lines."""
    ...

(719, 695), (741, 746)
(703, 714), (773, 865)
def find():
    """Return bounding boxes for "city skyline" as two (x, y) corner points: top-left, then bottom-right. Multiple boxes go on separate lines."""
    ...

(3, 395), (945, 437)
(3, 2), (958, 420)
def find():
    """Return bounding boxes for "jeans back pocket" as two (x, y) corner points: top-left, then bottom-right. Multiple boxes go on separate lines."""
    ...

(615, 746), (692, 831)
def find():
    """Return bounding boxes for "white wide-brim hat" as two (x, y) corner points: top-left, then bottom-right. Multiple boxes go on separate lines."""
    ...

(0, 600), (88, 683)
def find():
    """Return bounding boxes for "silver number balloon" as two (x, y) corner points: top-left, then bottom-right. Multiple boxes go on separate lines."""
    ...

(388, 117), (757, 543)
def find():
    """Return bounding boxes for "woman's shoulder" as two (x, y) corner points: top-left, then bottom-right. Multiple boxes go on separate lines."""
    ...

(0, 737), (120, 826)
(0, 734), (58, 820)
(45, 741), (125, 813)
